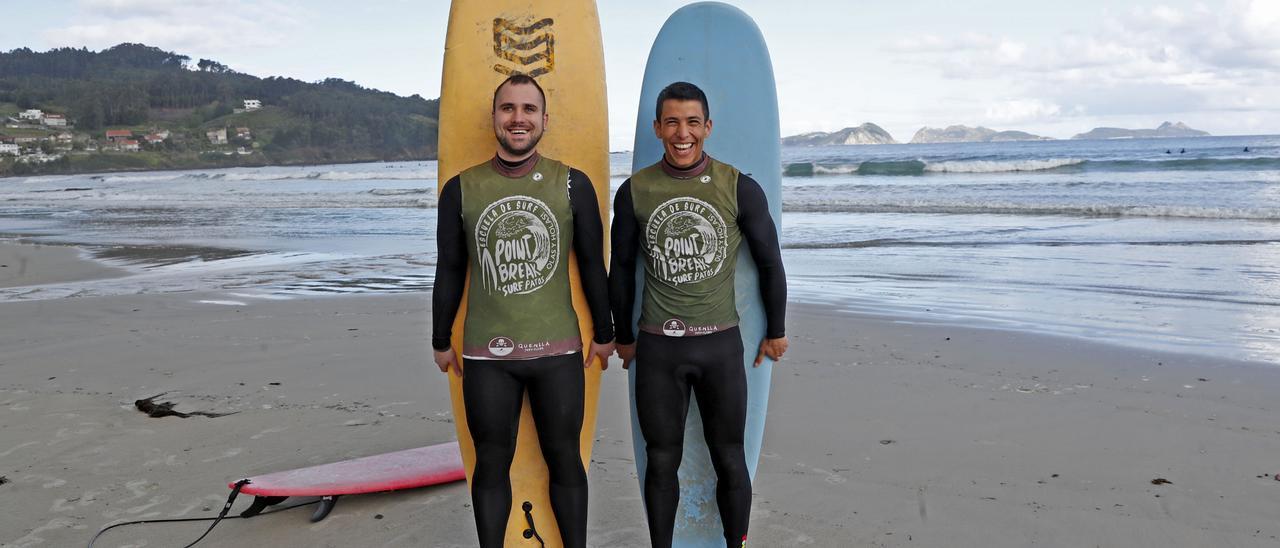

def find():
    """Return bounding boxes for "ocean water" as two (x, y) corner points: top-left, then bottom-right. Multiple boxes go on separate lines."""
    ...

(1, 135), (1278, 363)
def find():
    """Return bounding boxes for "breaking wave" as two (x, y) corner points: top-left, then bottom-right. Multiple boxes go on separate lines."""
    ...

(783, 156), (1280, 176)
(781, 201), (1280, 220)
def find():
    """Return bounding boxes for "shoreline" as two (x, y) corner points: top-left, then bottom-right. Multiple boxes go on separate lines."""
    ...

(0, 240), (129, 289)
(0, 154), (438, 180)
(1, 238), (1271, 365)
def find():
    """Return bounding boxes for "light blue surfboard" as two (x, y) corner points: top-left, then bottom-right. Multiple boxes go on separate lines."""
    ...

(627, 3), (781, 546)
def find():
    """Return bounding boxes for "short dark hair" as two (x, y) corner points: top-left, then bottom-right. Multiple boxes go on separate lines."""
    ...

(655, 81), (709, 121)
(492, 73), (547, 112)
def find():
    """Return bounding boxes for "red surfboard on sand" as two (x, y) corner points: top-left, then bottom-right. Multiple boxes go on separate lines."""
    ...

(231, 441), (465, 522)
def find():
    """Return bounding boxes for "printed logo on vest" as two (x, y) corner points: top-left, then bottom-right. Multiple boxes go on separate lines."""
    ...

(661, 318), (687, 337)
(645, 197), (728, 285)
(487, 336), (515, 357)
(476, 195), (560, 296)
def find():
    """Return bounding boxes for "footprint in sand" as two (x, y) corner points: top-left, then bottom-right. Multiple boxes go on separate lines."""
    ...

(142, 452), (181, 467)
(21, 473), (67, 488)
(50, 498), (78, 513)
(126, 495), (171, 515)
(7, 517), (77, 548)
(170, 494), (233, 517)
(795, 462), (847, 485)
(0, 440), (40, 458)
(250, 426), (288, 440)
(765, 523), (817, 546)
(48, 426), (96, 446)
(119, 479), (154, 503)
(200, 448), (244, 462)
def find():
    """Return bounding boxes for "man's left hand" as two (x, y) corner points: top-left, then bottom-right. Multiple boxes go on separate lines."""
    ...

(586, 340), (616, 370)
(754, 336), (789, 366)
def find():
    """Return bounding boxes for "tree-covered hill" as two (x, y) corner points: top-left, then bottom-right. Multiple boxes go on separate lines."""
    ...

(0, 43), (439, 175)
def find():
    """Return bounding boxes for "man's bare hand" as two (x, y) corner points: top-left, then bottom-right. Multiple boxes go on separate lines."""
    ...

(434, 347), (462, 377)
(754, 336), (789, 366)
(617, 343), (636, 370)
(586, 340), (616, 370)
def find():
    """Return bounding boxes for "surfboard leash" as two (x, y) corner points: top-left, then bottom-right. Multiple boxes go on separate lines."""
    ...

(521, 500), (547, 547)
(85, 479), (319, 548)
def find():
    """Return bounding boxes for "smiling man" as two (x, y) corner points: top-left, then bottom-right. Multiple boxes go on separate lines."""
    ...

(432, 73), (614, 548)
(609, 81), (788, 548)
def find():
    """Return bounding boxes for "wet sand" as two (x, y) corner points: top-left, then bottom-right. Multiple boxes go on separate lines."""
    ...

(2, 242), (1280, 547)
(0, 241), (126, 289)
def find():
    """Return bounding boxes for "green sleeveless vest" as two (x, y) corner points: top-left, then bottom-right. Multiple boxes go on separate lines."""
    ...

(459, 157), (580, 359)
(630, 157), (741, 337)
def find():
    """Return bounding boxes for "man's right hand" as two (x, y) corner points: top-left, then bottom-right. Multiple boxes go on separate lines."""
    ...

(434, 347), (462, 377)
(617, 343), (636, 369)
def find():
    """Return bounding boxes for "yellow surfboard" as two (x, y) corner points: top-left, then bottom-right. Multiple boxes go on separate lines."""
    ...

(438, 0), (608, 545)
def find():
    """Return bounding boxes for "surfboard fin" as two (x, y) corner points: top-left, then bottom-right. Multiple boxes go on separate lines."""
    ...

(311, 495), (340, 522)
(239, 495), (287, 518)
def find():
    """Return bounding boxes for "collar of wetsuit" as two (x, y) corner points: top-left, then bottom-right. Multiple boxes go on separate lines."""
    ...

(660, 152), (710, 179)
(491, 152), (541, 178)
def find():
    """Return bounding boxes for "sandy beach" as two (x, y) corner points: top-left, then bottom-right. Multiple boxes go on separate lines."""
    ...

(2, 240), (1280, 547)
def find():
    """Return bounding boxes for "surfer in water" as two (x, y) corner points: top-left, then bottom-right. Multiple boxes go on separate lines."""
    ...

(610, 81), (788, 547)
(432, 73), (614, 548)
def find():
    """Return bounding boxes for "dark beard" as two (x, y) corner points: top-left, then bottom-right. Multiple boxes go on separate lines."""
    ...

(497, 129), (542, 158)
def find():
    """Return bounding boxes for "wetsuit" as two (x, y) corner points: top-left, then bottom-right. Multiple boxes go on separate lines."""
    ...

(610, 153), (786, 548)
(433, 153), (612, 548)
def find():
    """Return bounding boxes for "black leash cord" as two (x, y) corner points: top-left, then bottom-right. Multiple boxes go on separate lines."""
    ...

(521, 501), (546, 548)
(86, 480), (317, 548)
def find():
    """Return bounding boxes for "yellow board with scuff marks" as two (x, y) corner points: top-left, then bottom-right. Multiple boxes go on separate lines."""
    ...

(438, 0), (608, 545)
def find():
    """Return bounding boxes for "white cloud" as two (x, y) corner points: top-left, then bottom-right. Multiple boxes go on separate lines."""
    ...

(984, 99), (1063, 124)
(883, 0), (1280, 129)
(42, 0), (303, 64)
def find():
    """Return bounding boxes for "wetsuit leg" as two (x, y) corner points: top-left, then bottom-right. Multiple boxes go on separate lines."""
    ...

(690, 328), (751, 547)
(635, 328), (752, 548)
(462, 359), (525, 548)
(634, 331), (694, 548)
(524, 353), (588, 548)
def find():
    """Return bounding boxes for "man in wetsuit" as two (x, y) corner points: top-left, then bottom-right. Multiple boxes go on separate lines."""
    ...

(432, 73), (614, 548)
(609, 81), (788, 548)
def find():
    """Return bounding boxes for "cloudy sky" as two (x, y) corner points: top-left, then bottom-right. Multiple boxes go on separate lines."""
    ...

(3, 0), (1278, 148)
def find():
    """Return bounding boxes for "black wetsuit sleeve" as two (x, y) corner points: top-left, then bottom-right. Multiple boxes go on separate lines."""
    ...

(431, 176), (465, 351)
(569, 168), (614, 344)
(608, 180), (639, 345)
(737, 174), (787, 339)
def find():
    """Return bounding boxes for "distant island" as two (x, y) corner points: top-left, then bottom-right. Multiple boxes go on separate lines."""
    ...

(0, 43), (439, 177)
(1071, 121), (1209, 140)
(782, 120), (1218, 147)
(781, 123), (897, 146)
(910, 125), (1051, 144)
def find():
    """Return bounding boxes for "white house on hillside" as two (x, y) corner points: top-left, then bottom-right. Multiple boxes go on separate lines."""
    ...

(0, 143), (19, 155)
(42, 114), (67, 127)
(207, 128), (228, 145)
(243, 99), (261, 111)
(18, 109), (42, 120)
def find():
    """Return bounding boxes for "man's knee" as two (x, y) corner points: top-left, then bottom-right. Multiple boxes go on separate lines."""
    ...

(542, 446), (586, 485)
(646, 443), (683, 480)
(707, 443), (750, 487)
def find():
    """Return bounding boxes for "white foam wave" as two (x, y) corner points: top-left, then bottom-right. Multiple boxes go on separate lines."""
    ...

(368, 188), (434, 196)
(98, 174), (189, 184)
(812, 164), (861, 175)
(3, 187), (439, 208)
(208, 170), (438, 182)
(923, 158), (1084, 173)
(783, 200), (1280, 220)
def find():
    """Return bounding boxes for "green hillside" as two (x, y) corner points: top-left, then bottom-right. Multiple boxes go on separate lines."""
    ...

(0, 43), (439, 176)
